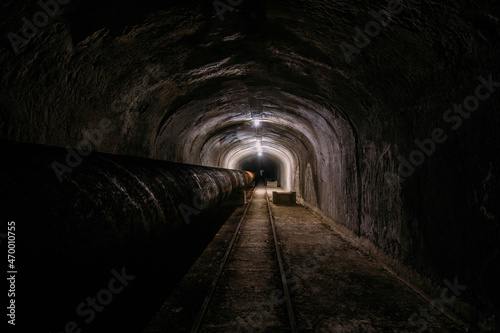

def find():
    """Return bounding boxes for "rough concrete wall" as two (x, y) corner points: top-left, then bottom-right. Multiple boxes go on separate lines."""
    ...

(355, 72), (500, 319)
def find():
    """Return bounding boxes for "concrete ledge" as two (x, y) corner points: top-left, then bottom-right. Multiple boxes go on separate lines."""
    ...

(266, 180), (278, 187)
(272, 191), (296, 205)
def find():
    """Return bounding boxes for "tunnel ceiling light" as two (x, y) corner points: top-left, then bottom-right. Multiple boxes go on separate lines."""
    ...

(256, 141), (263, 153)
(253, 119), (261, 127)
(258, 152), (262, 156)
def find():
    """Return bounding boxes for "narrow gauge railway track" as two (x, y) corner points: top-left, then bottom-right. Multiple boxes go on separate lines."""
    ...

(190, 186), (298, 332)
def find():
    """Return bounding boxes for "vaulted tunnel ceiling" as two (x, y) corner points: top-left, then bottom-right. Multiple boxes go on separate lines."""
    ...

(4, 0), (497, 157)
(2, 1), (498, 169)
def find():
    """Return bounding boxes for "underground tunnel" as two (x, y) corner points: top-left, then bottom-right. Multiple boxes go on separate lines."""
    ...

(1, 0), (499, 332)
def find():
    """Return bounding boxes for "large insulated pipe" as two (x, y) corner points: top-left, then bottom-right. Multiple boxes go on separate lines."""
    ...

(1, 140), (253, 330)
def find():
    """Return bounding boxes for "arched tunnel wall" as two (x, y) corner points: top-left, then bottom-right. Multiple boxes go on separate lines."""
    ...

(1, 0), (499, 326)
(239, 155), (281, 185)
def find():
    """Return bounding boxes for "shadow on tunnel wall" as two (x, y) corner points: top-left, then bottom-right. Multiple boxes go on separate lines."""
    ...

(399, 126), (500, 325)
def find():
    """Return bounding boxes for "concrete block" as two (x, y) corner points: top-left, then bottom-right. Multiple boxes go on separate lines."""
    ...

(272, 191), (296, 205)
(267, 181), (278, 187)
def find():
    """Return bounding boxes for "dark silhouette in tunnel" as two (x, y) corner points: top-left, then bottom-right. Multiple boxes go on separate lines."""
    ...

(241, 155), (280, 186)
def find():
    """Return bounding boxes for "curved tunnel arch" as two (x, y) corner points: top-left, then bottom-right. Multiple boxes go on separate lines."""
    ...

(237, 153), (282, 183)
(227, 144), (292, 189)
(150, 85), (359, 228)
